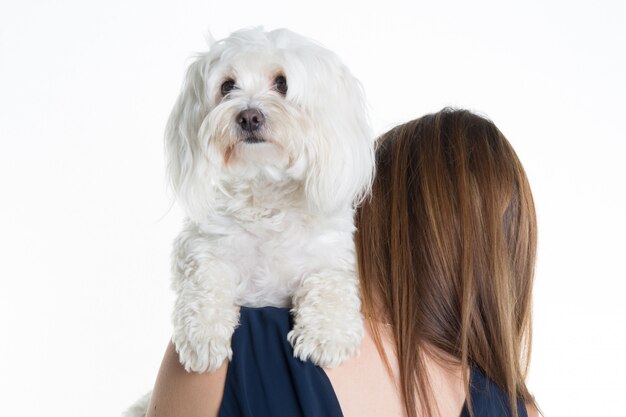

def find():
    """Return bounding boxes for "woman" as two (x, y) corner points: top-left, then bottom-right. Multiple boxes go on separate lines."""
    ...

(145, 108), (540, 417)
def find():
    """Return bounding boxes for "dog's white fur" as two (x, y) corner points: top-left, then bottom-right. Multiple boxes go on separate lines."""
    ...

(125, 27), (374, 416)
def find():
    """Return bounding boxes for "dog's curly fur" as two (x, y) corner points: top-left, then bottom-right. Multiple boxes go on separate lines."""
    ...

(125, 27), (374, 416)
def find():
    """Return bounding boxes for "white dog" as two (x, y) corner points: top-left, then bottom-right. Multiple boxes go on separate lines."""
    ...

(167, 26), (374, 372)
(125, 27), (374, 416)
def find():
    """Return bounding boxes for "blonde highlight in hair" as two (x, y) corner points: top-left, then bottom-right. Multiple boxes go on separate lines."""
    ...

(356, 108), (538, 417)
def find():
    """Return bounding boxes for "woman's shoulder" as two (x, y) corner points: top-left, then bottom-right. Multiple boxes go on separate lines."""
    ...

(222, 306), (343, 417)
(233, 308), (537, 417)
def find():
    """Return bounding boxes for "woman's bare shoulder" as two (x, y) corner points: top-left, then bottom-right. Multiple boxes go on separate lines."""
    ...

(324, 323), (404, 417)
(146, 342), (227, 417)
(324, 323), (466, 417)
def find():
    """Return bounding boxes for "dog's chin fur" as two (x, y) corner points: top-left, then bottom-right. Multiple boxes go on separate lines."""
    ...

(124, 27), (374, 417)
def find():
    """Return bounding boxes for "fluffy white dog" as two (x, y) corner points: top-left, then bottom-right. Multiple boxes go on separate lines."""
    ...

(125, 27), (374, 416)
(167, 27), (374, 373)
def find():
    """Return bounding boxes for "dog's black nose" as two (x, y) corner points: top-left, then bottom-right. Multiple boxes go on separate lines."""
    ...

(237, 109), (265, 132)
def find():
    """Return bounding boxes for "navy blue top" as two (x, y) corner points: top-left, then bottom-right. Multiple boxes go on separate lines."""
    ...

(218, 307), (527, 417)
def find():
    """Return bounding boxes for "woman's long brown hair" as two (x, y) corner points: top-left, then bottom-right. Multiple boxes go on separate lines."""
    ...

(355, 108), (538, 417)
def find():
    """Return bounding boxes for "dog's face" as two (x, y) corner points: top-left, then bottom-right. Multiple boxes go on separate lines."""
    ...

(166, 28), (374, 220)
(198, 37), (312, 179)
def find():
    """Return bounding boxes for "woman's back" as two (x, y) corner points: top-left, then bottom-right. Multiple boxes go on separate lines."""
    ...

(219, 307), (529, 417)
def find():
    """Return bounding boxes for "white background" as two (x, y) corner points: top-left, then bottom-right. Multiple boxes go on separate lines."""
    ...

(1, 0), (624, 416)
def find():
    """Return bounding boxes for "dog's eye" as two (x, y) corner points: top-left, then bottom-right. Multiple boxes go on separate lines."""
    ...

(220, 79), (236, 96)
(274, 75), (288, 95)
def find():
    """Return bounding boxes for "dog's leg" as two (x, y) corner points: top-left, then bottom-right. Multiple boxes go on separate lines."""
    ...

(170, 226), (239, 373)
(288, 269), (363, 368)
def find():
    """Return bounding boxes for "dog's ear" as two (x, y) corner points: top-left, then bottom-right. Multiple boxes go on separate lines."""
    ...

(303, 60), (375, 214)
(165, 55), (213, 221)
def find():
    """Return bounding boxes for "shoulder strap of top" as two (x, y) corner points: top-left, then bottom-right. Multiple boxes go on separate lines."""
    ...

(218, 307), (344, 417)
(460, 367), (528, 417)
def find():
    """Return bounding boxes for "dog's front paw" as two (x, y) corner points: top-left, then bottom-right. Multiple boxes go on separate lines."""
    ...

(172, 324), (234, 373)
(287, 313), (363, 368)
